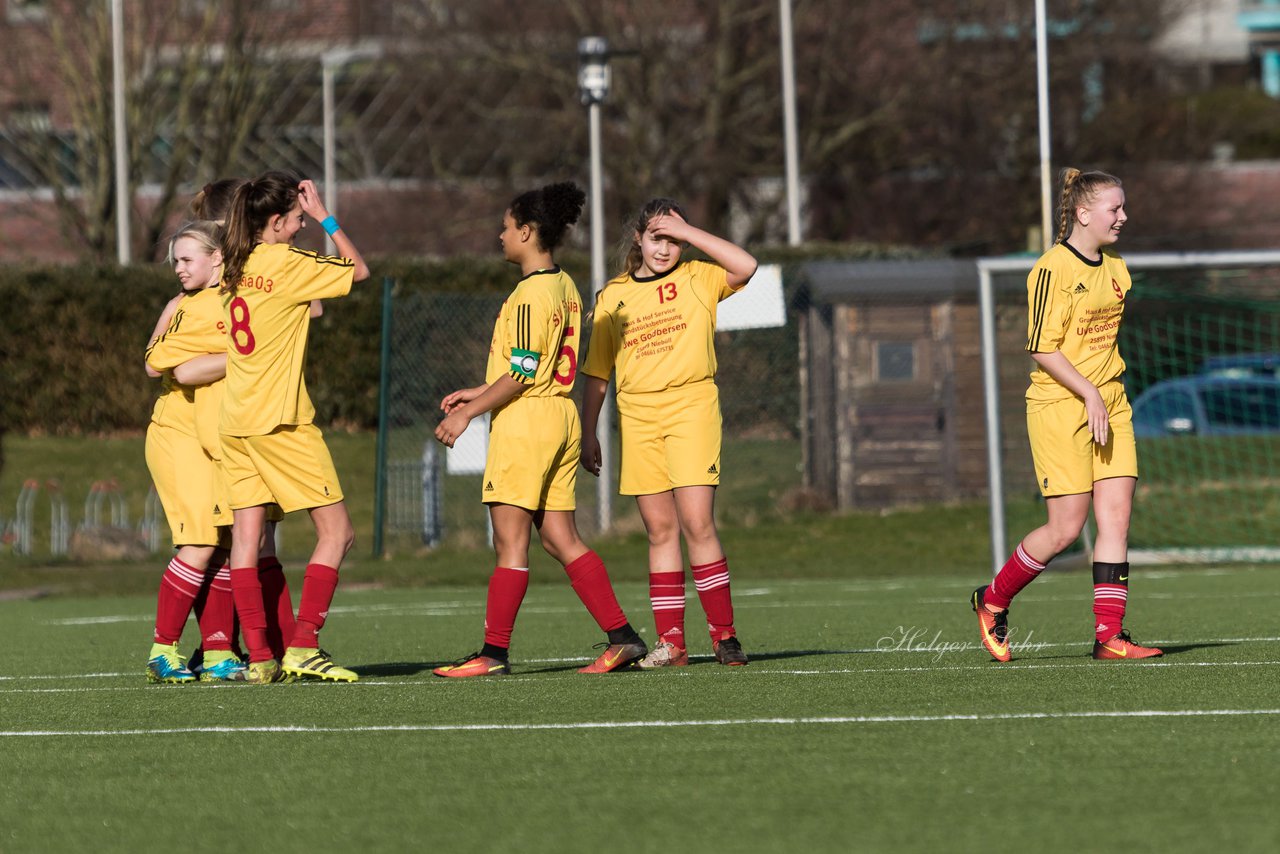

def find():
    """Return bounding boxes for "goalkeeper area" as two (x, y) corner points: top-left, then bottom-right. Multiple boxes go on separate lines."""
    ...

(981, 250), (1280, 570)
(2, 565), (1279, 851)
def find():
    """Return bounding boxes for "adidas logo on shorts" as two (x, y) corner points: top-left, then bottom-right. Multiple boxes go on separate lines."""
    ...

(707, 464), (718, 474)
(485, 481), (495, 492)
(1074, 283), (1088, 293)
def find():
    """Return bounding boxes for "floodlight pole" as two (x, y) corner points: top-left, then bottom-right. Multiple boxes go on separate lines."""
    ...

(779, 0), (802, 246)
(322, 44), (382, 255)
(110, 0), (130, 264)
(580, 37), (613, 532)
(1035, 0), (1052, 250)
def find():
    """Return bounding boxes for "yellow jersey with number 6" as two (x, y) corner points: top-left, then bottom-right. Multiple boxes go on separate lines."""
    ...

(220, 243), (354, 437)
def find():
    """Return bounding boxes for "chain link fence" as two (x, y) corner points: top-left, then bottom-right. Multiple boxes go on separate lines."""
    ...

(375, 269), (801, 556)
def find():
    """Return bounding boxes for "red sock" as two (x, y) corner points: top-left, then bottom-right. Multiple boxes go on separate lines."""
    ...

(291, 563), (339, 649)
(229, 566), (272, 662)
(985, 542), (1047, 610)
(153, 557), (204, 645)
(649, 570), (686, 647)
(259, 557), (296, 660)
(692, 557), (736, 642)
(197, 564), (235, 652)
(564, 550), (627, 633)
(1093, 561), (1129, 642)
(483, 566), (530, 648)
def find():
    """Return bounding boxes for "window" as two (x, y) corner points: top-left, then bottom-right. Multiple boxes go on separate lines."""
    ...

(874, 341), (915, 383)
(7, 0), (46, 23)
(1201, 384), (1280, 430)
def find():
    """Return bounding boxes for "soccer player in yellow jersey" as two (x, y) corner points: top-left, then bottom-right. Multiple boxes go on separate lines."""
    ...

(218, 171), (370, 684)
(186, 179), (300, 671)
(972, 168), (1161, 663)
(432, 182), (647, 678)
(581, 199), (757, 668)
(142, 221), (244, 683)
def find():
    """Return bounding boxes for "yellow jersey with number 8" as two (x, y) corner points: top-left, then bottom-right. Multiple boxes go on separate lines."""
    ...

(219, 243), (354, 437)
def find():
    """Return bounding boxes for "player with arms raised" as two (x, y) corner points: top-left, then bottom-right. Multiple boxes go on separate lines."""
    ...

(219, 170), (369, 683)
(971, 168), (1161, 662)
(580, 199), (757, 668)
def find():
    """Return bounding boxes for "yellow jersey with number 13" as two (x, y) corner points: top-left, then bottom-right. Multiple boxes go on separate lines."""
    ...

(219, 243), (354, 437)
(582, 259), (742, 397)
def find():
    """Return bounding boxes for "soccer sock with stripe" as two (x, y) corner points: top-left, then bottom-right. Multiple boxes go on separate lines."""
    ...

(292, 563), (339, 649)
(196, 563), (236, 653)
(985, 542), (1047, 610)
(482, 566), (529, 656)
(229, 566), (272, 662)
(1092, 561), (1129, 642)
(691, 557), (736, 642)
(153, 556), (204, 645)
(649, 570), (687, 648)
(259, 556), (296, 660)
(564, 550), (628, 633)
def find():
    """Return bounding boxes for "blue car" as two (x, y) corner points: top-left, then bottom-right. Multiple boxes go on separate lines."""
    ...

(1130, 375), (1280, 438)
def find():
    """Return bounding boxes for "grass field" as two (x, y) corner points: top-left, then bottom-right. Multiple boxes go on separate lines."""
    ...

(4, 564), (1280, 852)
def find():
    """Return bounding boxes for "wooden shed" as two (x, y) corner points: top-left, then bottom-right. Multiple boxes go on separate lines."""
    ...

(796, 260), (1031, 509)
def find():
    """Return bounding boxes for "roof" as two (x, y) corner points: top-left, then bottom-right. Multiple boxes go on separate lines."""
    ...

(797, 259), (979, 304)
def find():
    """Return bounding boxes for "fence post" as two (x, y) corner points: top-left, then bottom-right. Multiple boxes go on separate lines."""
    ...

(373, 275), (394, 557)
(421, 441), (442, 547)
(47, 480), (69, 556)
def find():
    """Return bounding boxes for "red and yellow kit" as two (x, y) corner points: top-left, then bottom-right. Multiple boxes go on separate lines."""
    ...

(1025, 242), (1131, 409)
(1024, 242), (1137, 496)
(482, 267), (582, 510)
(144, 287), (232, 545)
(219, 243), (354, 437)
(583, 259), (744, 495)
(219, 243), (355, 512)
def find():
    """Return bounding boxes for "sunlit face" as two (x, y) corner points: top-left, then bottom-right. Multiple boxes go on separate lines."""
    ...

(499, 210), (529, 263)
(171, 236), (221, 291)
(1077, 185), (1127, 248)
(636, 224), (681, 276)
(264, 201), (305, 245)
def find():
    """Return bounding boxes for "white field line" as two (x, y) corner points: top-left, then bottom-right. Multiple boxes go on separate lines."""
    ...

(6, 707), (1280, 738)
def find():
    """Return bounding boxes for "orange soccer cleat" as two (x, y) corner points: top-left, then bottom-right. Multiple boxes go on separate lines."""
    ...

(1092, 631), (1163, 660)
(433, 652), (511, 678)
(578, 640), (647, 674)
(971, 586), (1012, 662)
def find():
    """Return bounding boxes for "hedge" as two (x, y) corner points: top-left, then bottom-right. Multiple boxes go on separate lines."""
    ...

(0, 243), (911, 435)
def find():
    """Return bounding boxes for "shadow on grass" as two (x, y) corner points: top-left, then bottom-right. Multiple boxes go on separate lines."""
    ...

(354, 661), (448, 678)
(1157, 641), (1239, 655)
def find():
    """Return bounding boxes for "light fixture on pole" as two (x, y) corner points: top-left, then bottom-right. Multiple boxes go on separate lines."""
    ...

(322, 43), (382, 255)
(578, 36), (613, 531)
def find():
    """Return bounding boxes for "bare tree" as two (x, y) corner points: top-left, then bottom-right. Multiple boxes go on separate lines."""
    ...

(3, 0), (298, 261)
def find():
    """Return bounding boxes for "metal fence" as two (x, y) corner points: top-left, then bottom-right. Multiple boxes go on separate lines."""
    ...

(373, 269), (801, 555)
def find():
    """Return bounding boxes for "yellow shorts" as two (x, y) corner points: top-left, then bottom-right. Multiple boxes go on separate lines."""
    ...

(1027, 380), (1138, 497)
(483, 396), (579, 511)
(145, 422), (231, 547)
(618, 381), (722, 496)
(220, 423), (344, 513)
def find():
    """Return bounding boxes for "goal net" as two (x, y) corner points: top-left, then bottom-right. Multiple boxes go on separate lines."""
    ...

(979, 251), (1280, 570)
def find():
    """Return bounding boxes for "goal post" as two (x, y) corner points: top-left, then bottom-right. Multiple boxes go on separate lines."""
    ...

(980, 250), (1280, 574)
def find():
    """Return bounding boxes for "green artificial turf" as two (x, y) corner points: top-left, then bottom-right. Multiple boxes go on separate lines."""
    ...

(2, 565), (1279, 852)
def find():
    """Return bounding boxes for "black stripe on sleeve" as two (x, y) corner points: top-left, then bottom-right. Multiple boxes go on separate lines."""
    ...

(1028, 268), (1050, 351)
(288, 246), (354, 267)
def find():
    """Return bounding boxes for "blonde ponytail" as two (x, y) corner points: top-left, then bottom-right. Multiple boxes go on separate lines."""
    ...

(1056, 167), (1122, 244)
